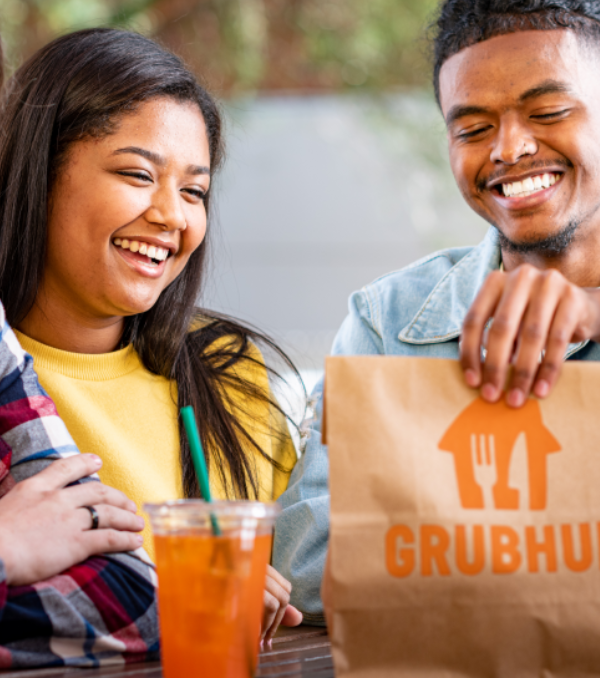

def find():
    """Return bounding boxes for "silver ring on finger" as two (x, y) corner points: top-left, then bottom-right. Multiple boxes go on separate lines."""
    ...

(82, 505), (100, 530)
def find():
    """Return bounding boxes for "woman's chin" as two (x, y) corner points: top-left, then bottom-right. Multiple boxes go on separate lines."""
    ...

(111, 292), (165, 318)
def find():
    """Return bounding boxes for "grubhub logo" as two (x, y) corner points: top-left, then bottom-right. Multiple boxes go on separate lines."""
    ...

(385, 399), (599, 578)
(438, 397), (561, 510)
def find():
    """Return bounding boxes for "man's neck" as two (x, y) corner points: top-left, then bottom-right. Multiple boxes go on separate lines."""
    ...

(500, 225), (600, 288)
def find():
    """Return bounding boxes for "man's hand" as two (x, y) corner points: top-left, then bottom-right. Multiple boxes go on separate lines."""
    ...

(261, 564), (303, 648)
(461, 264), (600, 407)
(0, 454), (144, 586)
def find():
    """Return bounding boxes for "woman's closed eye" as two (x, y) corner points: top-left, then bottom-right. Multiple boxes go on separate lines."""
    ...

(117, 170), (152, 182)
(116, 171), (206, 201)
(182, 187), (207, 202)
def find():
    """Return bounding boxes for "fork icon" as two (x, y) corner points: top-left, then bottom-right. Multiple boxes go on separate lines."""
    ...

(471, 433), (497, 509)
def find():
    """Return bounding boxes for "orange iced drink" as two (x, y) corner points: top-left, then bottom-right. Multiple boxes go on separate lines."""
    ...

(145, 501), (280, 678)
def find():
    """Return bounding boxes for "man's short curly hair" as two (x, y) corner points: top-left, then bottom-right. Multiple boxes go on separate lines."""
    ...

(432, 1), (600, 105)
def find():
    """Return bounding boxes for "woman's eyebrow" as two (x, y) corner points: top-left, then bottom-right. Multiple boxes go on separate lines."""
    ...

(111, 146), (210, 175)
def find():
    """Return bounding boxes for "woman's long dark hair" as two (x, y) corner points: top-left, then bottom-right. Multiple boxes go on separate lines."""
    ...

(0, 28), (301, 498)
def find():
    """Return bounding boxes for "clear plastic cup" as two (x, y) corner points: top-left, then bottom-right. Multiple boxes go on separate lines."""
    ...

(145, 500), (281, 678)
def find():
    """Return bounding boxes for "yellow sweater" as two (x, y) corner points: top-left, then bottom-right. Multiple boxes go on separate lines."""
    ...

(15, 332), (297, 560)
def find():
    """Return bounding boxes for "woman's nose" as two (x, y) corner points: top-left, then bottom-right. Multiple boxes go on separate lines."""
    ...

(490, 120), (538, 165)
(144, 184), (186, 231)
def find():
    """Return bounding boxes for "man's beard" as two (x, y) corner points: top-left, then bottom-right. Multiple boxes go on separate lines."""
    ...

(496, 220), (580, 256)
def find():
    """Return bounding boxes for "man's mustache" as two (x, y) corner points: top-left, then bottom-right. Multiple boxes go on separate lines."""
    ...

(476, 158), (573, 192)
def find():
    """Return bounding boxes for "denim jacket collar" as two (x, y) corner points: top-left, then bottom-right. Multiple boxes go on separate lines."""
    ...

(398, 227), (587, 359)
(399, 228), (501, 344)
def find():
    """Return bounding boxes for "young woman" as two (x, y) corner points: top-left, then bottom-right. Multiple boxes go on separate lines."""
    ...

(0, 36), (159, 669)
(0, 28), (302, 642)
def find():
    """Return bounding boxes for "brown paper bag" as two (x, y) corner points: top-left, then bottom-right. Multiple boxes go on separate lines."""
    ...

(324, 355), (600, 678)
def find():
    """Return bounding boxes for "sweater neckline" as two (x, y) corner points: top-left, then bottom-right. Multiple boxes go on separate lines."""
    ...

(15, 331), (142, 381)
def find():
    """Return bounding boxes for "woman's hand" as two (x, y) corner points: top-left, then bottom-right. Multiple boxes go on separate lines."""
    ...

(261, 564), (303, 648)
(461, 264), (600, 407)
(0, 454), (144, 586)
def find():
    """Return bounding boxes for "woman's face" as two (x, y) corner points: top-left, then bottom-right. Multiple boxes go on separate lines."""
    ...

(44, 97), (211, 321)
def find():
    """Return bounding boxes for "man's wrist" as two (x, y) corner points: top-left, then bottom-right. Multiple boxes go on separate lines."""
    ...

(586, 288), (600, 343)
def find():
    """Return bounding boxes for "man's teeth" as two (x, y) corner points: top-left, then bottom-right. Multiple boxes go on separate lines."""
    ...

(113, 239), (169, 261)
(501, 173), (559, 198)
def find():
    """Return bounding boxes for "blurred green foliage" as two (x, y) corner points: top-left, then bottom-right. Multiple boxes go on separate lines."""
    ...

(0, 0), (440, 95)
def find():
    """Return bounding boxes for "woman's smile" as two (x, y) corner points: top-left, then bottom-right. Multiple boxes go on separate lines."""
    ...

(113, 237), (175, 278)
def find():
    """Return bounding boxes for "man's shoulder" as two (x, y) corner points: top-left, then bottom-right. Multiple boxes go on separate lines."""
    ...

(340, 230), (499, 350)
(356, 243), (477, 317)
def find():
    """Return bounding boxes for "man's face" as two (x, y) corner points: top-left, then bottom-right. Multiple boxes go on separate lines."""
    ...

(439, 30), (600, 252)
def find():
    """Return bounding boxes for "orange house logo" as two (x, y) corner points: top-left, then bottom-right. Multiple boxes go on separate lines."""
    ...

(383, 399), (600, 579)
(438, 398), (561, 510)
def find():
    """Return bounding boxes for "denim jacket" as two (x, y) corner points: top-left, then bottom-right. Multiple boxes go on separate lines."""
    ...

(272, 227), (600, 625)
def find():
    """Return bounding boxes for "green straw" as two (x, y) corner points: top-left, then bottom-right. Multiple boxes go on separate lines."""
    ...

(180, 406), (221, 536)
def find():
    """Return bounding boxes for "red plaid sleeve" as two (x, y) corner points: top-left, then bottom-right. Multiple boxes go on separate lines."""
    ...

(0, 304), (159, 667)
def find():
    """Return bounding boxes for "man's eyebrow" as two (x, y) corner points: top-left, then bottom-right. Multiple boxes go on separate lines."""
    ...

(111, 146), (210, 176)
(518, 80), (572, 103)
(444, 80), (573, 128)
(445, 105), (491, 127)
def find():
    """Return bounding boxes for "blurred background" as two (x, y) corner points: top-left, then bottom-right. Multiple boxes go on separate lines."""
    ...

(0, 0), (488, 398)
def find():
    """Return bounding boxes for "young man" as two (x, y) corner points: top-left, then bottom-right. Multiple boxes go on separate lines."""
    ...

(273, 0), (600, 623)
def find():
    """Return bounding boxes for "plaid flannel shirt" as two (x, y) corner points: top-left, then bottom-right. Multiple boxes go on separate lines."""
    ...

(0, 303), (159, 668)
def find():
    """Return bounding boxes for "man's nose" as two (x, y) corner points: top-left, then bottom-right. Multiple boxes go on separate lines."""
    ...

(144, 184), (186, 232)
(490, 118), (538, 165)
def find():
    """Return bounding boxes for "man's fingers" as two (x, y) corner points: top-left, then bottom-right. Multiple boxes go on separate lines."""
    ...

(78, 505), (144, 533)
(67, 482), (137, 513)
(507, 273), (565, 406)
(479, 266), (538, 402)
(533, 295), (580, 397)
(460, 271), (505, 387)
(82, 529), (144, 556)
(27, 454), (102, 492)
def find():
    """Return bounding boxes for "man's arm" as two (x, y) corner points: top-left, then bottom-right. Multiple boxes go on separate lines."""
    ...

(272, 290), (384, 623)
(0, 305), (159, 667)
(0, 553), (158, 668)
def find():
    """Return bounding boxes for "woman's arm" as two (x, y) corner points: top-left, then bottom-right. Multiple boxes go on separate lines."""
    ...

(272, 290), (385, 624)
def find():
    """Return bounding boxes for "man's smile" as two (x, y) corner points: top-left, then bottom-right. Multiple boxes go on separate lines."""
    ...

(486, 170), (565, 212)
(492, 171), (561, 198)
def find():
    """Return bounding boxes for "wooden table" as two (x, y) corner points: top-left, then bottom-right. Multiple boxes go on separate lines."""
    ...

(0, 626), (334, 677)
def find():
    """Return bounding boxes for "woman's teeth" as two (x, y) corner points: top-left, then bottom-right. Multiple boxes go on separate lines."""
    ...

(501, 173), (560, 198)
(113, 238), (169, 264)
